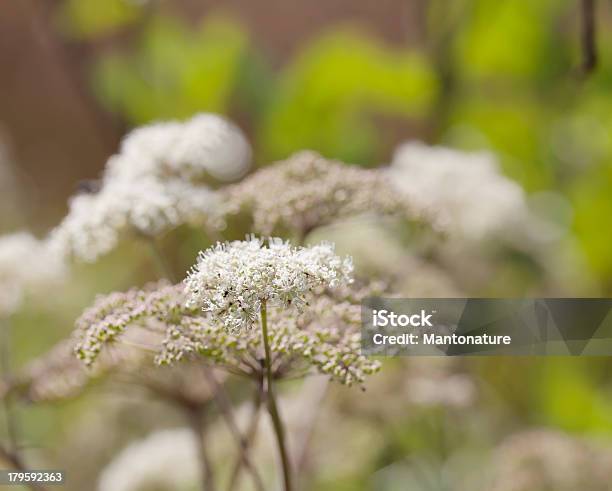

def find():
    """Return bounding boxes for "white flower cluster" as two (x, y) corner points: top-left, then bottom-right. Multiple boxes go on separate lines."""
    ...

(223, 150), (423, 239)
(184, 236), (354, 332)
(74, 281), (184, 366)
(159, 289), (381, 386)
(73, 278), (381, 386)
(98, 428), (201, 491)
(50, 113), (250, 262)
(389, 142), (532, 242)
(108, 113), (251, 182)
(50, 178), (219, 262)
(0, 232), (66, 316)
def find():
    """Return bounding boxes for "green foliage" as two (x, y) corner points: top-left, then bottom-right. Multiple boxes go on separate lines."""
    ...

(93, 16), (248, 124)
(572, 163), (612, 281)
(445, 96), (553, 190)
(544, 88), (612, 282)
(259, 28), (437, 164)
(456, 0), (570, 85)
(538, 359), (612, 433)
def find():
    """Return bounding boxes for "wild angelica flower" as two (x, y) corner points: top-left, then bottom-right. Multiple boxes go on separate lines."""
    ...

(184, 236), (354, 332)
(49, 177), (219, 262)
(74, 279), (381, 386)
(0, 232), (66, 316)
(98, 429), (202, 491)
(491, 430), (612, 491)
(109, 113), (251, 182)
(73, 281), (185, 366)
(223, 151), (427, 239)
(389, 142), (533, 241)
(318, 220), (461, 296)
(50, 113), (249, 262)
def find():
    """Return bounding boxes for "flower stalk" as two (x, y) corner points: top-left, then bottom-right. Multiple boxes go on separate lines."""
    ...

(146, 236), (177, 283)
(260, 301), (293, 491)
(0, 320), (21, 466)
(186, 407), (215, 491)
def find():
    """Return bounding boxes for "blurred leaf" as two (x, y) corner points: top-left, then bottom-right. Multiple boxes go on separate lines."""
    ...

(538, 359), (612, 433)
(456, 0), (570, 84)
(259, 27), (438, 164)
(572, 163), (612, 282)
(93, 15), (248, 124)
(445, 96), (553, 190)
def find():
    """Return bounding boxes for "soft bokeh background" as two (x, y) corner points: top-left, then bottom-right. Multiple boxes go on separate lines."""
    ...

(2, 1), (612, 490)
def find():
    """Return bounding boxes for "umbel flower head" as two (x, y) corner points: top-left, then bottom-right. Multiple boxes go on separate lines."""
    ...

(0, 232), (66, 316)
(184, 236), (354, 332)
(223, 151), (428, 239)
(73, 278), (381, 387)
(50, 112), (249, 262)
(389, 142), (532, 241)
(109, 113), (251, 182)
(49, 177), (219, 262)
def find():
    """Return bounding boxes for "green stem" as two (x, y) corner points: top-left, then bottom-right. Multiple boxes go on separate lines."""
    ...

(146, 237), (177, 283)
(260, 302), (293, 491)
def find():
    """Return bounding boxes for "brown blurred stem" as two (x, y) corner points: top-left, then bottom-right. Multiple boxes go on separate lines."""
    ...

(293, 378), (329, 477)
(0, 320), (21, 467)
(186, 407), (215, 491)
(260, 301), (293, 491)
(425, 0), (468, 139)
(0, 446), (50, 491)
(201, 369), (265, 491)
(580, 0), (597, 74)
(0, 321), (49, 491)
(227, 381), (264, 491)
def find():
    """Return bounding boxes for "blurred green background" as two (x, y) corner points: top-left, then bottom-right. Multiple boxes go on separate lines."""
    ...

(1, 1), (612, 489)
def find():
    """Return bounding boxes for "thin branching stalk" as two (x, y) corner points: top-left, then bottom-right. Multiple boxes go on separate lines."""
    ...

(0, 319), (21, 466)
(145, 236), (178, 283)
(293, 377), (329, 477)
(260, 301), (293, 491)
(186, 407), (215, 491)
(200, 368), (265, 491)
(0, 445), (50, 491)
(227, 380), (264, 491)
(580, 0), (597, 75)
(147, 233), (264, 490)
